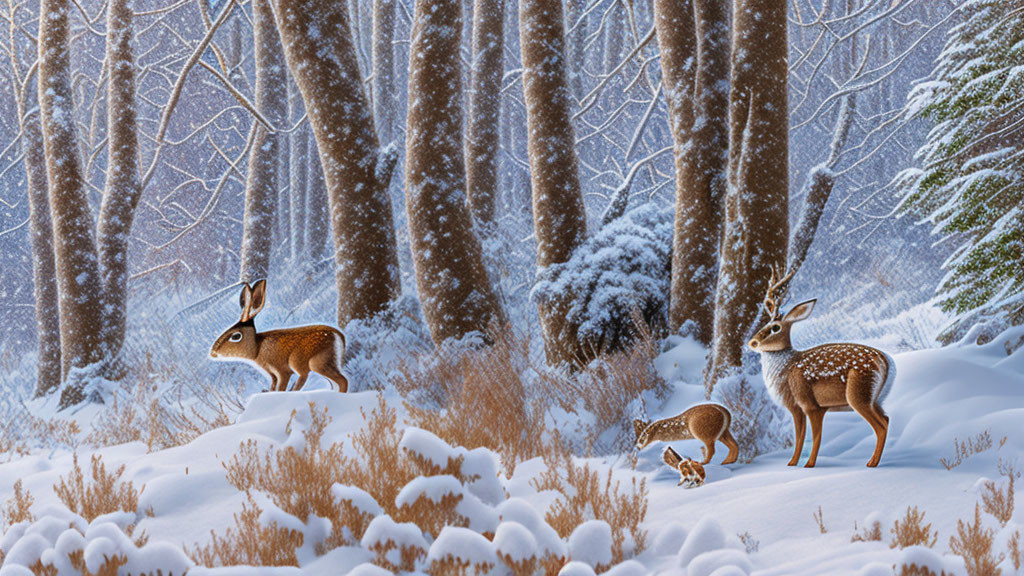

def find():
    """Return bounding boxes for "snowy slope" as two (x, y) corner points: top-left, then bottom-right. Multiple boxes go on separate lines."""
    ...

(0, 329), (1022, 575)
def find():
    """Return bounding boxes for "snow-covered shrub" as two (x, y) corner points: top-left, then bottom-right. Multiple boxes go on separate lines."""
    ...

(189, 494), (304, 567)
(676, 517), (750, 575)
(533, 433), (648, 565)
(493, 521), (539, 576)
(532, 202), (672, 356)
(567, 520), (613, 570)
(891, 506), (939, 549)
(1, 482), (33, 529)
(711, 371), (789, 463)
(425, 526), (496, 576)
(360, 515), (428, 573)
(1, 510), (191, 576)
(949, 503), (1002, 576)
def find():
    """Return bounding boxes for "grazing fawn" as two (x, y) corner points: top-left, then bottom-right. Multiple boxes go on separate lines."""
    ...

(210, 280), (349, 393)
(748, 267), (895, 468)
(633, 403), (739, 465)
(663, 447), (706, 488)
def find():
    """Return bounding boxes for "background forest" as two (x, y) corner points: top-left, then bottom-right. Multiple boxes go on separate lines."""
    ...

(0, 0), (1021, 574)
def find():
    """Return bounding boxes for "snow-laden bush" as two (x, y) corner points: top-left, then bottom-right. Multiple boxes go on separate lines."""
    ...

(532, 203), (672, 355)
(711, 370), (790, 463)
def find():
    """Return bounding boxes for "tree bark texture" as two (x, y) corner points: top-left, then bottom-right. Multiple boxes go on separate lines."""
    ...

(372, 0), (396, 143)
(273, 0), (401, 325)
(520, 0), (589, 365)
(405, 0), (505, 344)
(465, 0), (504, 225)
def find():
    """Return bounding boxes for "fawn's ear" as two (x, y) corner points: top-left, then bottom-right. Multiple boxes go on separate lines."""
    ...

(239, 283), (253, 320)
(632, 419), (649, 439)
(783, 299), (817, 323)
(247, 279), (267, 320)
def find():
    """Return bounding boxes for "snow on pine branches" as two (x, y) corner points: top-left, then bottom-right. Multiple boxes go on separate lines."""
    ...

(531, 203), (673, 355)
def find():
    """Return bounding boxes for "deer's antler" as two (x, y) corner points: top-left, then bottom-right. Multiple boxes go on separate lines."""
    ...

(763, 265), (796, 320)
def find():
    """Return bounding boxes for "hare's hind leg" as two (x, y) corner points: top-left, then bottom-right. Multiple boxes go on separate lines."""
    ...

(311, 354), (348, 393)
(720, 428), (739, 465)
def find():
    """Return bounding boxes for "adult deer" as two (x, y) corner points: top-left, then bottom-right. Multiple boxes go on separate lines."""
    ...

(747, 268), (895, 468)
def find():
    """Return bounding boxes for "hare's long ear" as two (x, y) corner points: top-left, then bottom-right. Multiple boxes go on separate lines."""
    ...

(247, 279), (267, 320)
(783, 299), (816, 323)
(239, 283), (253, 321)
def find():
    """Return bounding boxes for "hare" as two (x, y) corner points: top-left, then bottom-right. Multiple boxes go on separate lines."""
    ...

(210, 280), (349, 393)
(663, 447), (706, 488)
(633, 403), (739, 465)
(748, 267), (895, 468)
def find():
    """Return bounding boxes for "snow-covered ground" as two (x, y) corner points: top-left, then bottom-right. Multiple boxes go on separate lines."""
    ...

(1, 327), (1022, 575)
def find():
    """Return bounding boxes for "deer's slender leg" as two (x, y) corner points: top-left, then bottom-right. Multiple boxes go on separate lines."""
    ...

(865, 404), (889, 467)
(277, 370), (294, 392)
(721, 428), (739, 465)
(788, 408), (806, 466)
(805, 408), (827, 468)
(701, 441), (715, 465)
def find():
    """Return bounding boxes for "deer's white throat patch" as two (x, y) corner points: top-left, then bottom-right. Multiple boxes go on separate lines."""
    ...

(760, 349), (795, 406)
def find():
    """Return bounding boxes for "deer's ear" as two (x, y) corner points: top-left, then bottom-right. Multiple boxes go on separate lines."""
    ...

(239, 283), (253, 320)
(632, 419), (648, 438)
(248, 279), (267, 319)
(662, 446), (683, 467)
(784, 299), (817, 323)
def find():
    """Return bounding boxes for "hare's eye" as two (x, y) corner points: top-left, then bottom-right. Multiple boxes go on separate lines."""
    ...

(229, 332), (243, 342)
(770, 324), (781, 334)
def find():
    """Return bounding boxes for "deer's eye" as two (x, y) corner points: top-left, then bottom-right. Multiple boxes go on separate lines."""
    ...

(770, 324), (781, 334)
(229, 332), (243, 342)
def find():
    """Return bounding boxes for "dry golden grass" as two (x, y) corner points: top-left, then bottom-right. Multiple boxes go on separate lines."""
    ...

(53, 454), (143, 534)
(3, 479), (35, 527)
(981, 459), (1017, 526)
(897, 564), (949, 576)
(190, 495), (304, 567)
(851, 520), (883, 543)
(366, 535), (427, 573)
(949, 503), (1003, 576)
(890, 506), (937, 549)
(0, 414), (81, 457)
(425, 557), (494, 576)
(813, 506), (827, 534)
(1009, 530), (1022, 572)
(533, 432), (648, 564)
(395, 329), (545, 472)
(940, 430), (993, 470)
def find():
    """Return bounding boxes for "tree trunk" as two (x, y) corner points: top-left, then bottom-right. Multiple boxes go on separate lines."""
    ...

(288, 82), (308, 263)
(465, 0), (504, 225)
(38, 0), (108, 406)
(565, 0), (587, 102)
(520, 0), (588, 364)
(372, 0), (395, 143)
(603, 0), (624, 74)
(96, 0), (142, 365)
(406, 0), (505, 344)
(240, 0), (287, 284)
(657, 0), (730, 346)
(306, 131), (330, 262)
(17, 89), (62, 398)
(272, 0), (401, 325)
(707, 0), (789, 390)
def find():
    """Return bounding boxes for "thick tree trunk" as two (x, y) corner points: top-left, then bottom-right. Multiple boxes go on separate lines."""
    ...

(657, 0), (730, 346)
(288, 83), (308, 263)
(603, 0), (624, 74)
(465, 0), (504, 225)
(520, 0), (589, 365)
(272, 0), (401, 325)
(406, 0), (505, 344)
(372, 0), (395, 143)
(96, 0), (142, 365)
(38, 0), (108, 406)
(707, 0), (789, 390)
(240, 0), (287, 284)
(18, 96), (62, 397)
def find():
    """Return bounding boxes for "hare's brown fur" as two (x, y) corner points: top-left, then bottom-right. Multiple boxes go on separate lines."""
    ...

(211, 280), (349, 393)
(634, 403), (739, 465)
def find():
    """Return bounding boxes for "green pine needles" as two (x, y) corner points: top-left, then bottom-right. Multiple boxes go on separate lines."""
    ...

(897, 0), (1024, 335)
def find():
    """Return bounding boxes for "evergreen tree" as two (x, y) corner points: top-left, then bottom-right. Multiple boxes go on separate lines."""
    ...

(897, 0), (1024, 338)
